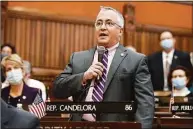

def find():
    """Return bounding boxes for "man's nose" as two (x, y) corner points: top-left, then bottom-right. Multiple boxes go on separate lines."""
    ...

(100, 23), (107, 30)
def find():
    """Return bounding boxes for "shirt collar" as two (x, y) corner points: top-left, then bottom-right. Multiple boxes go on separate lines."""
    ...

(174, 87), (190, 96)
(163, 49), (175, 58)
(97, 43), (119, 54)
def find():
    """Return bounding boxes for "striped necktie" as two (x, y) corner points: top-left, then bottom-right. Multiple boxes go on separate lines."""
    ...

(92, 50), (108, 102)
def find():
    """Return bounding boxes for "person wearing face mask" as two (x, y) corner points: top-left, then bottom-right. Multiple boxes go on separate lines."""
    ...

(1, 54), (42, 108)
(148, 31), (193, 91)
(168, 66), (193, 97)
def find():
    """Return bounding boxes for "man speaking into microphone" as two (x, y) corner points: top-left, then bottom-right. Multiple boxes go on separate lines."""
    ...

(53, 6), (154, 129)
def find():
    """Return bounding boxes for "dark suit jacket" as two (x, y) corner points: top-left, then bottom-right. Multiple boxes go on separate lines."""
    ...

(1, 83), (40, 107)
(1, 98), (40, 129)
(53, 44), (154, 129)
(148, 50), (193, 91)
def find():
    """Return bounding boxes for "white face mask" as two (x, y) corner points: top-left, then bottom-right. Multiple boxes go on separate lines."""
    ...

(6, 69), (23, 85)
(160, 39), (174, 50)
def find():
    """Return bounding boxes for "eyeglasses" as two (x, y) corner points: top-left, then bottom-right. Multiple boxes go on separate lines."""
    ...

(95, 20), (121, 28)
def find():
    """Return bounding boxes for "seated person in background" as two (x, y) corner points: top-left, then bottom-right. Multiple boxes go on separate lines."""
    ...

(23, 60), (47, 101)
(1, 43), (16, 56)
(1, 53), (8, 83)
(168, 66), (193, 97)
(1, 98), (40, 129)
(1, 54), (42, 108)
(190, 52), (193, 66)
(126, 45), (137, 52)
(2, 60), (47, 102)
(1, 43), (16, 82)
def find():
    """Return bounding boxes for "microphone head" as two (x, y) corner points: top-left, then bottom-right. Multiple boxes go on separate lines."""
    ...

(97, 46), (106, 55)
(97, 46), (106, 62)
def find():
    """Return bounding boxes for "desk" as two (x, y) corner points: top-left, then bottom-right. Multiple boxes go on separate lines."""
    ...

(158, 117), (193, 129)
(155, 107), (169, 112)
(41, 116), (69, 121)
(155, 112), (191, 117)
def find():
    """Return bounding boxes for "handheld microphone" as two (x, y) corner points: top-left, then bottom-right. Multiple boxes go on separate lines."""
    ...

(97, 46), (106, 80)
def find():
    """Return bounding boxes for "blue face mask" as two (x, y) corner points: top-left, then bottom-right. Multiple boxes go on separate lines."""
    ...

(6, 69), (23, 85)
(160, 39), (174, 50)
(172, 77), (187, 90)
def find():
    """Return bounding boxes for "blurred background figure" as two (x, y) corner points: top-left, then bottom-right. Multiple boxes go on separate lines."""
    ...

(126, 45), (136, 52)
(1, 52), (8, 82)
(1, 43), (16, 56)
(23, 60), (46, 101)
(1, 43), (16, 82)
(1, 54), (42, 108)
(168, 66), (193, 97)
(190, 52), (193, 66)
(148, 31), (193, 91)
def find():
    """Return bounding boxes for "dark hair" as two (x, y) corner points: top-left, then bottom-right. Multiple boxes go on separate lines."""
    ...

(1, 43), (16, 54)
(168, 65), (192, 88)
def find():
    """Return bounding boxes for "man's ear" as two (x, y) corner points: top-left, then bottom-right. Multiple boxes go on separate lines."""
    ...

(119, 28), (123, 36)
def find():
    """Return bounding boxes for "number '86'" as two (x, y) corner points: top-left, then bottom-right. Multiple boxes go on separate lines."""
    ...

(125, 105), (132, 111)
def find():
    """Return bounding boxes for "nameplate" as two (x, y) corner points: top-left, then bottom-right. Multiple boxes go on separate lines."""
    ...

(171, 103), (193, 112)
(46, 102), (135, 113)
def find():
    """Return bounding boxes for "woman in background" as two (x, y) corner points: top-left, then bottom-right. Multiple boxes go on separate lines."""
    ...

(168, 66), (193, 97)
(1, 54), (42, 108)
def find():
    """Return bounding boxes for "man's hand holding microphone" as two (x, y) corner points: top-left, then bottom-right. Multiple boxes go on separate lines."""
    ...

(82, 62), (104, 85)
(82, 46), (106, 86)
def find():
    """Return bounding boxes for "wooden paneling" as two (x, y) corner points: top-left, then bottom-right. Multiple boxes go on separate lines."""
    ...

(5, 9), (95, 70)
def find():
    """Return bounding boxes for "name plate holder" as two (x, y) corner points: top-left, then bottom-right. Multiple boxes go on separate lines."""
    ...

(46, 101), (135, 114)
(171, 103), (193, 113)
(42, 102), (141, 129)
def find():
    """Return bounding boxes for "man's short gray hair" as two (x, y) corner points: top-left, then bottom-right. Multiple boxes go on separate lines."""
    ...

(97, 6), (124, 28)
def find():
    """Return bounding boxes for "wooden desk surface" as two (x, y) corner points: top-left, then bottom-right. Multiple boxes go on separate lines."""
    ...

(155, 107), (169, 112)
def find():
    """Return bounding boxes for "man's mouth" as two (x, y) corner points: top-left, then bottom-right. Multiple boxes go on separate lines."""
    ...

(99, 33), (108, 38)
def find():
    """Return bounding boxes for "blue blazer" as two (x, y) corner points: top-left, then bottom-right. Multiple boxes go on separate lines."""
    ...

(1, 82), (41, 107)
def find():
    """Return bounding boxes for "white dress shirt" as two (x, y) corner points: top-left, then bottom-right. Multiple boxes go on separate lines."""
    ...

(82, 43), (119, 121)
(174, 87), (190, 97)
(162, 49), (174, 91)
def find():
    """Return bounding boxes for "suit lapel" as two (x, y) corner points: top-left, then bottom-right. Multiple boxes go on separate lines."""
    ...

(104, 44), (128, 93)
(159, 52), (164, 75)
(171, 50), (179, 68)
(83, 47), (96, 72)
(158, 52), (165, 89)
